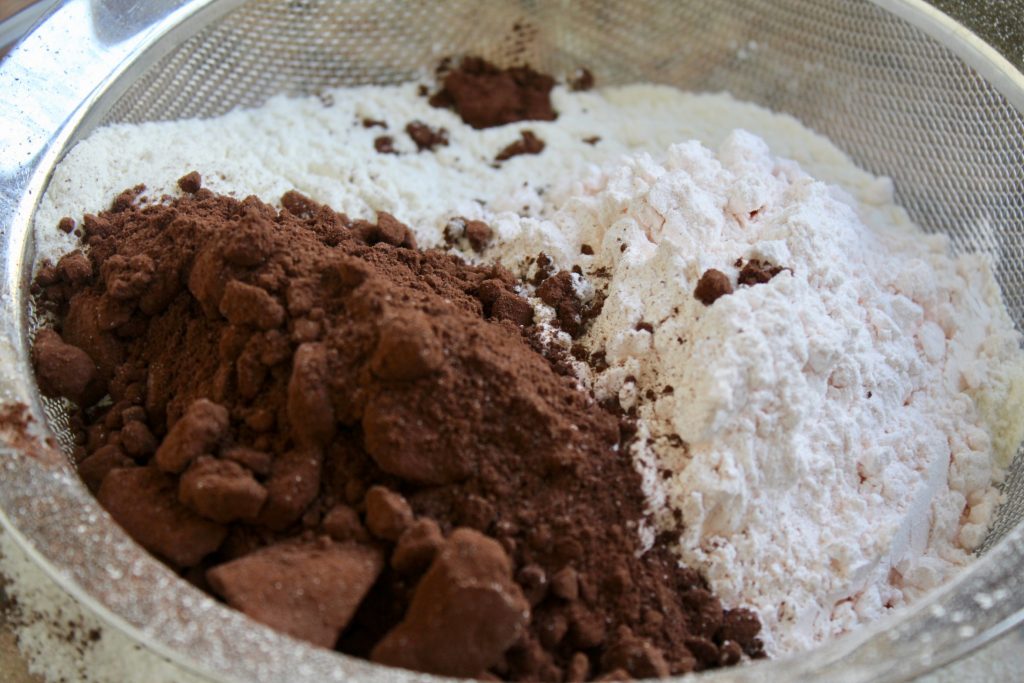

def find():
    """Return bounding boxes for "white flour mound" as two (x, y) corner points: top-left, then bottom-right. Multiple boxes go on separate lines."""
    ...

(35, 83), (892, 264)
(32, 81), (1024, 660)
(492, 130), (1024, 654)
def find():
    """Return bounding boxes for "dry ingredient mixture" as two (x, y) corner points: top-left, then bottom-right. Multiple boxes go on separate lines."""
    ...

(25, 57), (1024, 677)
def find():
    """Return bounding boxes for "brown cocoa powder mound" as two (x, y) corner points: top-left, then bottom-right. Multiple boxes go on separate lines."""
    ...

(33, 182), (762, 679)
(430, 56), (557, 129)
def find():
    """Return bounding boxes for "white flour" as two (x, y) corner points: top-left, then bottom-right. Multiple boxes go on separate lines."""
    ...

(492, 131), (1024, 654)
(35, 83), (892, 264)
(31, 81), (1024, 660)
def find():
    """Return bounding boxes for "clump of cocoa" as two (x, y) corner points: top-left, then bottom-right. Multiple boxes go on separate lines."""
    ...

(735, 258), (786, 286)
(444, 217), (493, 253)
(374, 136), (397, 155)
(495, 130), (545, 162)
(535, 269), (604, 338)
(695, 260), (789, 307)
(568, 68), (595, 92)
(32, 175), (761, 680)
(694, 269), (733, 306)
(405, 121), (449, 151)
(430, 57), (557, 129)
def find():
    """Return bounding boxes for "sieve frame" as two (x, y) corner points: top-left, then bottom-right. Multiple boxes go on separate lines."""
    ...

(0, 1), (1023, 682)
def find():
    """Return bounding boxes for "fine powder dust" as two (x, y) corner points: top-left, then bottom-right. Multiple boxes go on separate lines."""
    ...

(31, 76), (1024, 661)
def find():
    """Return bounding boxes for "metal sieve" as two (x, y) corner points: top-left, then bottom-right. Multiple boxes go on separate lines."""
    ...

(1, 1), (1023, 681)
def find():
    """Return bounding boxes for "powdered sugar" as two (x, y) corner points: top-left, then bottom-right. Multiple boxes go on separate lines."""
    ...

(493, 130), (1024, 654)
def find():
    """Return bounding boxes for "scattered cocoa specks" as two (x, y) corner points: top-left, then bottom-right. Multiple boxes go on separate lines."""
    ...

(568, 67), (595, 92)
(31, 182), (762, 680)
(405, 121), (449, 151)
(374, 136), (398, 154)
(735, 258), (786, 286)
(496, 130), (546, 162)
(429, 57), (557, 129)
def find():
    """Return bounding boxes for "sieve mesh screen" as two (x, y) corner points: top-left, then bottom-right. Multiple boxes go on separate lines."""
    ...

(73, 0), (1024, 547)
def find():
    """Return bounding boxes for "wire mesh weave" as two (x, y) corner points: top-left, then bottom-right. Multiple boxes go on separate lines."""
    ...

(90, 0), (1024, 547)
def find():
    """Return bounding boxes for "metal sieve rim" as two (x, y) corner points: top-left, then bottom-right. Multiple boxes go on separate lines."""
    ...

(0, 1), (1023, 682)
(877, 0), (1024, 112)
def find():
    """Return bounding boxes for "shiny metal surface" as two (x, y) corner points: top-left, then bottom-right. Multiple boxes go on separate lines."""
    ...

(0, 1), (59, 55)
(1, 1), (1023, 682)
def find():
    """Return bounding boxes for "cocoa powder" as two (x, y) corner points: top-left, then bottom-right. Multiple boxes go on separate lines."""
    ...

(32, 177), (762, 679)
(568, 68), (595, 92)
(694, 269), (733, 306)
(495, 130), (546, 162)
(429, 57), (557, 129)
(695, 259), (788, 307)
(405, 121), (449, 152)
(735, 258), (787, 286)
(373, 135), (397, 155)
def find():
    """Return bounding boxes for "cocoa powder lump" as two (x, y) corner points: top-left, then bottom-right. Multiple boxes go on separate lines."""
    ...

(32, 179), (762, 680)
(430, 57), (557, 129)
